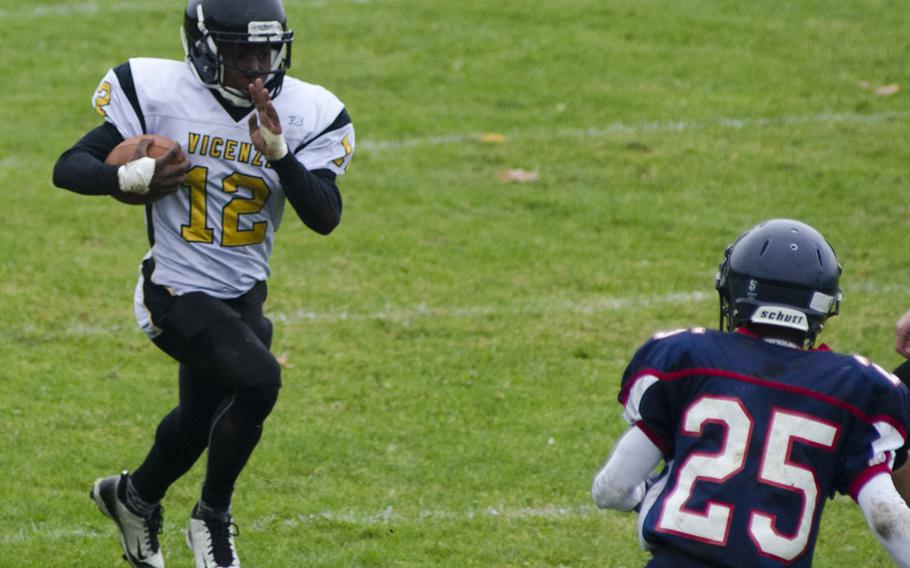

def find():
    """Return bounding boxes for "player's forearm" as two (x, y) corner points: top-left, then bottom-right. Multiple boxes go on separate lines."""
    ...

(53, 147), (121, 196)
(272, 154), (342, 235)
(858, 474), (910, 567)
(53, 122), (124, 196)
(592, 468), (647, 511)
(592, 426), (663, 511)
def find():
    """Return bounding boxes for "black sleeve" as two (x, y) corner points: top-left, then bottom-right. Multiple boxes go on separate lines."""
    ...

(891, 361), (910, 469)
(895, 360), (910, 387)
(271, 153), (342, 235)
(52, 122), (124, 196)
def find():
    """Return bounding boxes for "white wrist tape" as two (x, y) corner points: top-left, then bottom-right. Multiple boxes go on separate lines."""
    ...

(117, 157), (156, 195)
(260, 126), (288, 161)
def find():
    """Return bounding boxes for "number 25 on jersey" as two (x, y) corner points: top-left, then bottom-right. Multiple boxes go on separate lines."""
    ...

(657, 396), (837, 563)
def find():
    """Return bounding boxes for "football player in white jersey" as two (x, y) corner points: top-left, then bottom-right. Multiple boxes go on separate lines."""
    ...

(52, 0), (354, 566)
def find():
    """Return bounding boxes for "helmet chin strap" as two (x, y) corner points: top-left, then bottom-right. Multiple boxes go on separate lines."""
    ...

(215, 84), (254, 107)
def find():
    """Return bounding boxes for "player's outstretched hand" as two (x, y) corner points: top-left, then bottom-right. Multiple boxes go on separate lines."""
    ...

(896, 309), (910, 358)
(129, 138), (189, 195)
(248, 78), (288, 161)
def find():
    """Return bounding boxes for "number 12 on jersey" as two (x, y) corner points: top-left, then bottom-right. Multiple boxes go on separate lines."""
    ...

(180, 166), (272, 247)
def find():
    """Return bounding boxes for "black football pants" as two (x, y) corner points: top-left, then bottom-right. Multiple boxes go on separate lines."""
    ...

(130, 275), (281, 509)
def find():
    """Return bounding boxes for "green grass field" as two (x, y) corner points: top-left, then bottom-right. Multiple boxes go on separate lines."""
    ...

(2, 0), (910, 566)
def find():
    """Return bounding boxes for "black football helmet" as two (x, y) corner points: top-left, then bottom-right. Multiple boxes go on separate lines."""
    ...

(715, 219), (842, 346)
(182, 0), (293, 106)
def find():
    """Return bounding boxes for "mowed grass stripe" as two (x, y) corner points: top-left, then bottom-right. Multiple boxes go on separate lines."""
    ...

(0, 503), (600, 544)
(359, 110), (910, 151)
(18, 279), (906, 338)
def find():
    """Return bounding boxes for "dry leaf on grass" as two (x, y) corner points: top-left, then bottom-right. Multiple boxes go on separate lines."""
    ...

(480, 133), (508, 143)
(497, 169), (540, 183)
(875, 83), (899, 97)
(858, 80), (900, 96)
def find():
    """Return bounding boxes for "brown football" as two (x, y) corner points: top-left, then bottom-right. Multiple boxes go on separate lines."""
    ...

(105, 134), (182, 205)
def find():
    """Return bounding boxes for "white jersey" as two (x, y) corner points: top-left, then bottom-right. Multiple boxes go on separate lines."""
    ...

(91, 58), (354, 334)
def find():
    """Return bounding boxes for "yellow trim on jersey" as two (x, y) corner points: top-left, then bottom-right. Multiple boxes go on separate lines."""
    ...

(94, 81), (112, 117)
(332, 133), (353, 168)
(181, 166), (214, 244)
(221, 173), (270, 247)
(179, 166), (271, 247)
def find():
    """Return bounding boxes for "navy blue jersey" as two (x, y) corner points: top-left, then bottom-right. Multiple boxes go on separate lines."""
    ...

(618, 328), (910, 567)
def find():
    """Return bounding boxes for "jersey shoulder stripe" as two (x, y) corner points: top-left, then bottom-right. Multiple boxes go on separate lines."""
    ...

(623, 364), (902, 432)
(93, 57), (193, 140)
(277, 78), (355, 176)
(112, 62), (146, 133)
(294, 108), (352, 153)
(127, 58), (214, 125)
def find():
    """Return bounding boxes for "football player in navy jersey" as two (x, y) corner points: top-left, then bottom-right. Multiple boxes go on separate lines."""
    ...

(898, 310), (910, 360)
(592, 219), (910, 567)
(891, 311), (910, 503)
(52, 0), (354, 566)
(894, 311), (910, 387)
